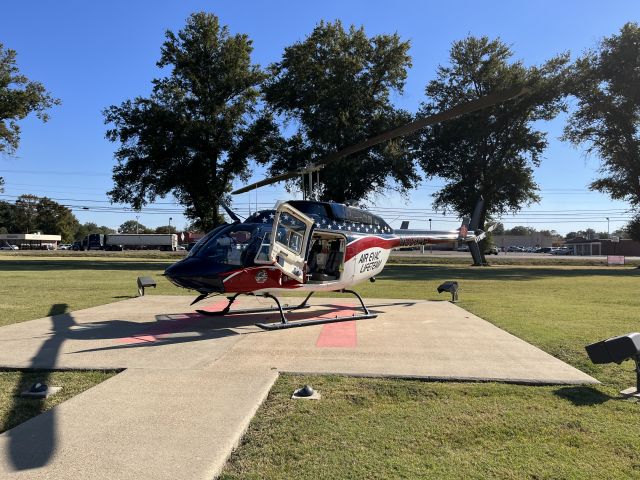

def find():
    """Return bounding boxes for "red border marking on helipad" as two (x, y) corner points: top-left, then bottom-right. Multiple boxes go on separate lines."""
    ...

(115, 300), (232, 344)
(197, 299), (235, 312)
(316, 306), (358, 347)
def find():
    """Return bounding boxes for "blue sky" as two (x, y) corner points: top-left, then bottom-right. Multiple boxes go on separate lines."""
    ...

(0, 0), (638, 234)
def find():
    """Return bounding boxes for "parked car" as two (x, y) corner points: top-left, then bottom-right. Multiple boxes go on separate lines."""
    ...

(485, 246), (499, 255)
(0, 243), (18, 250)
(551, 247), (572, 255)
(176, 245), (186, 251)
(59, 243), (72, 250)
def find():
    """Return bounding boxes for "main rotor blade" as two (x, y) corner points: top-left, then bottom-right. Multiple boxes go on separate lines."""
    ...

(232, 86), (527, 195)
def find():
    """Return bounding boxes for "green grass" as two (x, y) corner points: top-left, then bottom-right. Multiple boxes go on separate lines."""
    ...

(2, 257), (640, 478)
(0, 256), (189, 326)
(220, 263), (640, 479)
(220, 376), (640, 480)
(0, 369), (118, 434)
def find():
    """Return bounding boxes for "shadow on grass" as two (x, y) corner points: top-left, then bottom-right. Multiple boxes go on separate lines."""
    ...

(379, 265), (640, 283)
(553, 386), (614, 406)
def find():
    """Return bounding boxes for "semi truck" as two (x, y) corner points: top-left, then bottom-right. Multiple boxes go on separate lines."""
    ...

(84, 233), (178, 251)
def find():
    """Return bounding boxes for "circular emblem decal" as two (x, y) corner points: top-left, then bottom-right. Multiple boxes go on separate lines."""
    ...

(255, 270), (268, 284)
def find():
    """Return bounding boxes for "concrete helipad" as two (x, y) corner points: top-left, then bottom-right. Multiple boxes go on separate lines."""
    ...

(0, 295), (597, 479)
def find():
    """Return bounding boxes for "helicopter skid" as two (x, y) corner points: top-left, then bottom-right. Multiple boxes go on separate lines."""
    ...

(255, 311), (376, 330)
(255, 289), (376, 331)
(196, 303), (311, 317)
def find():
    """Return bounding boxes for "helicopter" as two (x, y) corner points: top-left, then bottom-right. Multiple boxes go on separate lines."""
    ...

(164, 88), (525, 330)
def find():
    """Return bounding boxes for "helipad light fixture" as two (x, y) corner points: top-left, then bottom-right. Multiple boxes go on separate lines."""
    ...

(437, 281), (459, 302)
(292, 384), (321, 400)
(586, 332), (640, 397)
(137, 276), (157, 296)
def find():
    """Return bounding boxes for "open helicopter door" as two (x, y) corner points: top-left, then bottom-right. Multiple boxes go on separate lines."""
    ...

(269, 203), (315, 282)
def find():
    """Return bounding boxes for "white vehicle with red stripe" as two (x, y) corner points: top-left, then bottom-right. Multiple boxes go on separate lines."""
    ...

(165, 199), (487, 330)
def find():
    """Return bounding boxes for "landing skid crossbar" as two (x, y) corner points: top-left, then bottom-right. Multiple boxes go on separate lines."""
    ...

(255, 289), (377, 331)
(196, 292), (314, 317)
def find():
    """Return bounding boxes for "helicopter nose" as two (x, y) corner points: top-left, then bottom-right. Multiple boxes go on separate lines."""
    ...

(164, 257), (226, 294)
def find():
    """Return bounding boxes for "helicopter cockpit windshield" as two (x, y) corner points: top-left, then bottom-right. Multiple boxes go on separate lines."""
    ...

(192, 224), (264, 267)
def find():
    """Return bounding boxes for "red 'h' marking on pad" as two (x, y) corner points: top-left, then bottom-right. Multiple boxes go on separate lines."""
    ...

(316, 307), (357, 347)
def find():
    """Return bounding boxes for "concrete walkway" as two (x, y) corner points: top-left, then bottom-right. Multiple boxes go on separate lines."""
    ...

(0, 296), (597, 479)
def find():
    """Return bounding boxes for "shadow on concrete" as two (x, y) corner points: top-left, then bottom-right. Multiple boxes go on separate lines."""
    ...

(68, 303), (372, 355)
(6, 304), (75, 470)
(553, 386), (613, 406)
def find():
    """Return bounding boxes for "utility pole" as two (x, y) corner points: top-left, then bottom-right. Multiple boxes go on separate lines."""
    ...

(136, 215), (139, 234)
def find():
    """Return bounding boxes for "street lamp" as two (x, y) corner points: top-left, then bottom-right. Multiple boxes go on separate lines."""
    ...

(169, 217), (172, 232)
(136, 215), (139, 234)
(606, 217), (610, 236)
(429, 218), (432, 231)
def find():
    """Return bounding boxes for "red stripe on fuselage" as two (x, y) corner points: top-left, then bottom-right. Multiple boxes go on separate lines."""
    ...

(345, 236), (400, 262)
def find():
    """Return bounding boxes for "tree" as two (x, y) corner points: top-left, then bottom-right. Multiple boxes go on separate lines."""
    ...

(12, 194), (39, 233)
(155, 225), (177, 234)
(35, 198), (79, 242)
(8, 195), (78, 241)
(0, 200), (16, 233)
(415, 36), (569, 234)
(504, 226), (536, 236)
(104, 13), (276, 231)
(625, 217), (640, 241)
(0, 43), (60, 187)
(491, 222), (505, 235)
(119, 220), (151, 234)
(262, 21), (418, 203)
(563, 23), (640, 208)
(564, 228), (608, 240)
(612, 227), (629, 239)
(74, 223), (115, 241)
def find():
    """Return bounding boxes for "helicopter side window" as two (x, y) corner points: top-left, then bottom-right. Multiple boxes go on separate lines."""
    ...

(275, 214), (306, 254)
(198, 227), (259, 266)
(254, 232), (272, 264)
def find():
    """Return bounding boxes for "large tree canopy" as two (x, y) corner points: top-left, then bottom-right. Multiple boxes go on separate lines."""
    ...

(262, 21), (418, 203)
(118, 220), (152, 234)
(415, 36), (568, 230)
(563, 22), (640, 208)
(104, 13), (277, 231)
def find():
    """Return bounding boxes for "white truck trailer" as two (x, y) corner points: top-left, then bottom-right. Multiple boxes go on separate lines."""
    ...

(104, 234), (178, 251)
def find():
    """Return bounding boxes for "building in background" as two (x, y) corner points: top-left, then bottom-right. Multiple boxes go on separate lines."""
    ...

(565, 237), (640, 256)
(0, 233), (62, 250)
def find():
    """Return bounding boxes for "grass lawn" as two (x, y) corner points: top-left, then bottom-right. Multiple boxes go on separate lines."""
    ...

(220, 263), (640, 479)
(1, 256), (640, 477)
(0, 255), (186, 327)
